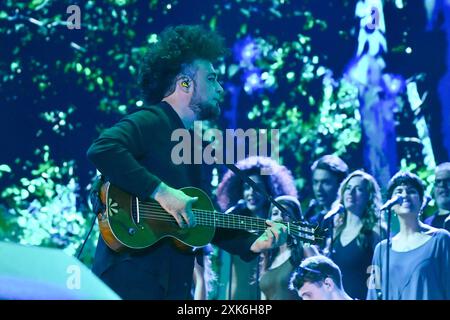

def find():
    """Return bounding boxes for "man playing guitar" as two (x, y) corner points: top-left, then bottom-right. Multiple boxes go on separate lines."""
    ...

(87, 25), (291, 299)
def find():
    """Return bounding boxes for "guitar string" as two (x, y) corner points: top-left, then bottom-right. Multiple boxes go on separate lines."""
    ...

(137, 211), (270, 229)
(129, 201), (316, 234)
(134, 207), (314, 234)
(107, 201), (317, 240)
(137, 201), (314, 227)
(136, 215), (270, 232)
(106, 196), (316, 237)
(125, 207), (315, 238)
(128, 213), (315, 240)
(137, 203), (270, 225)
(134, 202), (315, 232)
(116, 213), (316, 242)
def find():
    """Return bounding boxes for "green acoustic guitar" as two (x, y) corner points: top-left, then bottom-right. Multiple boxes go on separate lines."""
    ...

(98, 182), (323, 252)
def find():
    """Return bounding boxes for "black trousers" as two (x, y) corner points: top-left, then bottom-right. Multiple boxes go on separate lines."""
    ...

(94, 239), (196, 300)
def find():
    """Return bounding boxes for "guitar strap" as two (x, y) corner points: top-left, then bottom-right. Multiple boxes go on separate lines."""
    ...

(75, 174), (106, 260)
(89, 174), (106, 214)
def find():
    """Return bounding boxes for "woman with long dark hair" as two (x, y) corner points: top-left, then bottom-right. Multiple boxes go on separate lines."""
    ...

(215, 156), (298, 300)
(259, 195), (318, 300)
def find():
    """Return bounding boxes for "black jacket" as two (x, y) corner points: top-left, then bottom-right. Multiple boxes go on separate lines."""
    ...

(87, 102), (258, 298)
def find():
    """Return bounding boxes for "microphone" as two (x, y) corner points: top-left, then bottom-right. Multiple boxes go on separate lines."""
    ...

(444, 215), (450, 230)
(422, 195), (432, 209)
(225, 199), (246, 215)
(308, 199), (317, 208)
(323, 204), (344, 221)
(419, 195), (432, 217)
(380, 195), (404, 211)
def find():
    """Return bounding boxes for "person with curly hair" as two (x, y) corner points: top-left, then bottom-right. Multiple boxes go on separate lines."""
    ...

(326, 170), (386, 300)
(214, 156), (298, 300)
(87, 25), (287, 299)
(367, 171), (450, 300)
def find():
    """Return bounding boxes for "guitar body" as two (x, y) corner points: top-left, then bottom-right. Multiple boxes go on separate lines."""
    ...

(98, 183), (216, 252)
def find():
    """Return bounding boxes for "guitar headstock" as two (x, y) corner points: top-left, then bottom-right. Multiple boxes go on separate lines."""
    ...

(287, 221), (325, 247)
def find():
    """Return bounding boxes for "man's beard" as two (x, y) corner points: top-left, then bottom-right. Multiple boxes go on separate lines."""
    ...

(189, 100), (220, 121)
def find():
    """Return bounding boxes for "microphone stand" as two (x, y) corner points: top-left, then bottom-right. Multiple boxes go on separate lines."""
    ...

(323, 205), (343, 256)
(228, 253), (232, 300)
(322, 211), (335, 257)
(329, 215), (335, 256)
(304, 200), (317, 222)
(378, 195), (403, 300)
(256, 255), (261, 300)
(382, 207), (392, 300)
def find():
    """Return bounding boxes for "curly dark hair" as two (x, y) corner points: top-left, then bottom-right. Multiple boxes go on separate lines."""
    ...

(139, 25), (227, 104)
(216, 156), (298, 212)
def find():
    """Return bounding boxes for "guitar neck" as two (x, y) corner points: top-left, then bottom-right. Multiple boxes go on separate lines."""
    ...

(136, 200), (319, 244)
(193, 210), (318, 243)
(194, 209), (268, 233)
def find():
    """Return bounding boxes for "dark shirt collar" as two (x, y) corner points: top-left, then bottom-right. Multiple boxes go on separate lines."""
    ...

(157, 101), (186, 129)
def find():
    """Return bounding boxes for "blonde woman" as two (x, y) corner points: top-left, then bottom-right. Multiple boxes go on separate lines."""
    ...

(327, 170), (385, 300)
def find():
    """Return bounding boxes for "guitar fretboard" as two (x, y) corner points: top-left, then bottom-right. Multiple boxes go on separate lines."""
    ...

(134, 200), (318, 243)
(194, 210), (267, 232)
